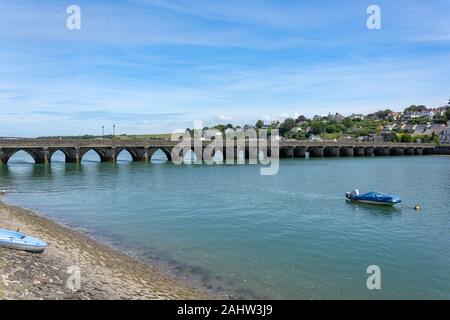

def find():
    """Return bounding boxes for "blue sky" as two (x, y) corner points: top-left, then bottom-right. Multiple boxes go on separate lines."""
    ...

(0, 0), (449, 136)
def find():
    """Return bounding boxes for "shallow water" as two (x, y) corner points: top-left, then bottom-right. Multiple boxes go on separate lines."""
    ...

(1, 151), (450, 299)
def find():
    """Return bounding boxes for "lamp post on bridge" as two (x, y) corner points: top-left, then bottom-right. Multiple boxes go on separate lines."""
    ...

(113, 124), (116, 147)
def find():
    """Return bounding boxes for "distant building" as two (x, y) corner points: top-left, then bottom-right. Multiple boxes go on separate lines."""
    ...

(402, 108), (442, 120)
(362, 134), (383, 142)
(412, 124), (427, 135)
(308, 134), (322, 142)
(388, 111), (402, 120)
(362, 132), (395, 142)
(402, 124), (418, 133)
(440, 122), (450, 144)
(384, 124), (397, 131)
(328, 113), (345, 122)
(350, 113), (365, 120)
(381, 132), (396, 142)
(423, 124), (446, 136)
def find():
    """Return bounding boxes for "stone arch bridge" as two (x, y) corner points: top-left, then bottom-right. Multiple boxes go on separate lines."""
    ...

(0, 138), (442, 165)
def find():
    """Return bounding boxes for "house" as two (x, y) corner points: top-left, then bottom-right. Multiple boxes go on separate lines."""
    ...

(381, 132), (396, 142)
(402, 111), (421, 120)
(362, 132), (395, 142)
(350, 113), (365, 120)
(388, 111), (402, 120)
(412, 124), (427, 135)
(308, 134), (322, 142)
(362, 134), (383, 142)
(384, 124), (397, 131)
(290, 127), (303, 133)
(440, 122), (450, 144)
(328, 112), (345, 122)
(423, 124), (446, 136)
(402, 124), (418, 133)
(403, 107), (442, 120)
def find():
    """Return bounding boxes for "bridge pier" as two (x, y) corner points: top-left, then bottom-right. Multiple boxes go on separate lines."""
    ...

(423, 148), (435, 155)
(103, 147), (117, 162)
(0, 150), (9, 165)
(223, 147), (244, 164)
(293, 146), (306, 158)
(307, 146), (324, 158)
(404, 147), (415, 156)
(364, 147), (374, 157)
(374, 147), (390, 156)
(390, 147), (405, 156)
(124, 147), (150, 161)
(339, 146), (354, 157)
(324, 146), (339, 157)
(244, 146), (258, 164)
(34, 148), (52, 164)
(279, 147), (294, 159)
(354, 147), (365, 157)
(190, 147), (204, 163)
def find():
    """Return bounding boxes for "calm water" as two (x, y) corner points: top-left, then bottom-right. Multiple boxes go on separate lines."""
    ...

(1, 151), (450, 299)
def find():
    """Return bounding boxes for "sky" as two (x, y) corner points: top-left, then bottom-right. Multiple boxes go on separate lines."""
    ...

(0, 0), (449, 137)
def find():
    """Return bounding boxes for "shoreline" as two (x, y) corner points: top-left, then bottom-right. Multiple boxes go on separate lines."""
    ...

(0, 201), (215, 300)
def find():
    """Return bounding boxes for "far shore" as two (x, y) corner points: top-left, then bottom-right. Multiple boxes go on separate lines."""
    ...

(0, 201), (215, 300)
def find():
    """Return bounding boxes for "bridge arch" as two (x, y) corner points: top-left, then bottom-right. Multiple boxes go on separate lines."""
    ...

(148, 148), (172, 162)
(80, 149), (103, 162)
(115, 148), (134, 162)
(6, 149), (38, 164)
(50, 149), (71, 163)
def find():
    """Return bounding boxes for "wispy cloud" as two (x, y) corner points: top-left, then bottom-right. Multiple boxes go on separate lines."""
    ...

(0, 0), (449, 136)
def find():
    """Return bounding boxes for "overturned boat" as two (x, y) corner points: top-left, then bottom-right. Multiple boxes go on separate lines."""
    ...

(346, 189), (401, 206)
(0, 228), (47, 253)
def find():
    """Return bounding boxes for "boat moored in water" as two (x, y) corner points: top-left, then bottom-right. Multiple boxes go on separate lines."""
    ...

(345, 189), (401, 206)
(0, 228), (47, 253)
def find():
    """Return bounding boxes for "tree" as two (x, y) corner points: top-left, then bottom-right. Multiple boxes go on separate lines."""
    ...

(295, 115), (307, 123)
(280, 118), (296, 136)
(343, 117), (353, 129)
(255, 120), (264, 129)
(310, 121), (325, 135)
(401, 133), (413, 143)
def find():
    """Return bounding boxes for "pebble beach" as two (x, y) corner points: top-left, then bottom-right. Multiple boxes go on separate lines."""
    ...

(0, 201), (212, 300)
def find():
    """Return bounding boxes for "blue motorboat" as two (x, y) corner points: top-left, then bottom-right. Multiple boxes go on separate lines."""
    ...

(346, 189), (401, 206)
(0, 228), (47, 253)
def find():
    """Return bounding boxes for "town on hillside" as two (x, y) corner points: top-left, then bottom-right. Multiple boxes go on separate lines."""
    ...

(188, 100), (450, 144)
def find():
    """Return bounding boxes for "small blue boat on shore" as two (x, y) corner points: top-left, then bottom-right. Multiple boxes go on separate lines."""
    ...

(0, 228), (47, 253)
(346, 189), (401, 206)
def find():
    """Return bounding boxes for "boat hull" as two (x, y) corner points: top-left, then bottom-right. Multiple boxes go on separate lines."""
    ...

(0, 240), (46, 253)
(0, 228), (47, 253)
(347, 199), (398, 206)
(346, 191), (401, 206)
